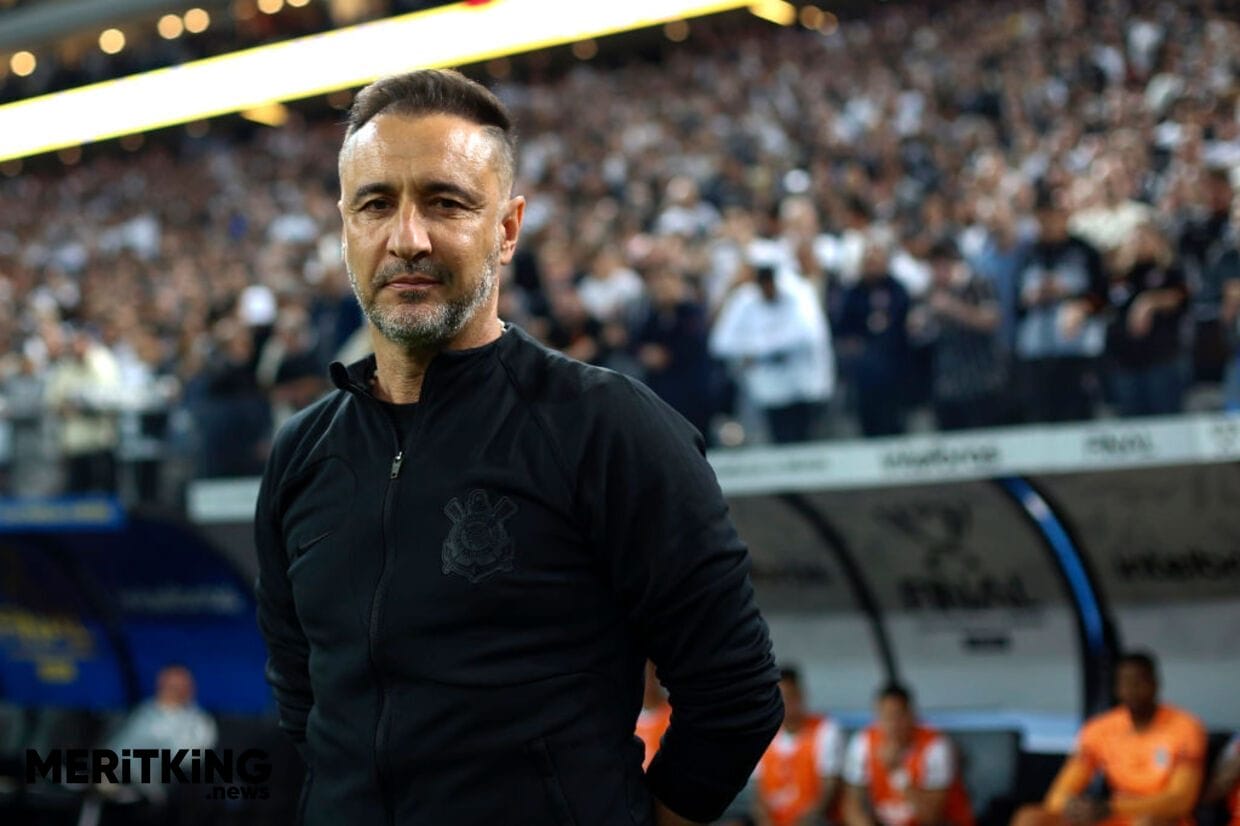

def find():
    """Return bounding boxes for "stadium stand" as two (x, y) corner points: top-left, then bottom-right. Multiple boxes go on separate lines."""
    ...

(1, 0), (1239, 824)
(1, 0), (1238, 502)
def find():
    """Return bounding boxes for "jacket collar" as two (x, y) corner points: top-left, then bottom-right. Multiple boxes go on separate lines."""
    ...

(328, 323), (522, 396)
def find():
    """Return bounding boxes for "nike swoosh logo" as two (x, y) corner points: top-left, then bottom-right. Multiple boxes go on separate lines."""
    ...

(297, 530), (333, 552)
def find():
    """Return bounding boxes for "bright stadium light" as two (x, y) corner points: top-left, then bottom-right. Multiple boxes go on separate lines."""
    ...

(183, 8), (211, 33)
(241, 101), (290, 126)
(0, 0), (752, 163)
(10, 51), (36, 77)
(158, 14), (185, 39)
(664, 20), (690, 42)
(799, 6), (825, 29)
(571, 39), (598, 60)
(99, 29), (127, 55)
(749, 0), (796, 26)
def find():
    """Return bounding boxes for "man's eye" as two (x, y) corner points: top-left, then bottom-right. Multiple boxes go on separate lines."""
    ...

(433, 198), (465, 210)
(361, 199), (390, 212)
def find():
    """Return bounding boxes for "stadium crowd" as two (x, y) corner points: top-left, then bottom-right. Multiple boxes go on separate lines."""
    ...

(1, 0), (1239, 496)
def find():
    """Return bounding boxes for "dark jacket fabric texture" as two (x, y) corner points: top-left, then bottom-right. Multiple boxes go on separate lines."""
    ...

(254, 324), (783, 825)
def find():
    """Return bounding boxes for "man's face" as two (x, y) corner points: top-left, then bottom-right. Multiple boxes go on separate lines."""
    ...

(338, 112), (523, 349)
(861, 244), (888, 280)
(930, 258), (955, 287)
(876, 696), (915, 747)
(1038, 207), (1069, 241)
(1115, 662), (1158, 715)
(649, 268), (683, 306)
(1209, 176), (1234, 213)
(156, 667), (194, 707)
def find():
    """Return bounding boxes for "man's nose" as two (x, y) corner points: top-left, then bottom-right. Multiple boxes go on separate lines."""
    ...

(388, 202), (432, 260)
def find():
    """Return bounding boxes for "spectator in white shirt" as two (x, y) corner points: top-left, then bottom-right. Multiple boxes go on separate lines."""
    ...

(710, 264), (834, 443)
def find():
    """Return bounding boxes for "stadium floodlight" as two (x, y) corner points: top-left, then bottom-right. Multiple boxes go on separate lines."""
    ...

(748, 0), (797, 26)
(0, 0), (752, 163)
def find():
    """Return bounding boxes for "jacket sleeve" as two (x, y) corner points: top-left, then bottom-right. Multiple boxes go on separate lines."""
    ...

(253, 434), (314, 754)
(583, 377), (784, 823)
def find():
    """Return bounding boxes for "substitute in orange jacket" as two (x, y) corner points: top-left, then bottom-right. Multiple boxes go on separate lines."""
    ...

(753, 667), (846, 826)
(842, 683), (974, 826)
(1011, 651), (1206, 826)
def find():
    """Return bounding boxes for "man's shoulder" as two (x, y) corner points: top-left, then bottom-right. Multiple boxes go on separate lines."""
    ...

(845, 727), (873, 757)
(1066, 235), (1102, 258)
(265, 387), (351, 474)
(1080, 706), (1129, 740)
(1157, 704), (1206, 739)
(502, 325), (673, 422)
(277, 386), (348, 439)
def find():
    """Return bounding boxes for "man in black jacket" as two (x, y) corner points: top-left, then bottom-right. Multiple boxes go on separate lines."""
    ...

(254, 69), (784, 826)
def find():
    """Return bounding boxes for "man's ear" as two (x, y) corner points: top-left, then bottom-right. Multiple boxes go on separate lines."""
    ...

(498, 195), (526, 265)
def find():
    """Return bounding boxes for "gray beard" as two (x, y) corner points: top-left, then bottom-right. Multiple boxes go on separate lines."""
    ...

(349, 250), (499, 350)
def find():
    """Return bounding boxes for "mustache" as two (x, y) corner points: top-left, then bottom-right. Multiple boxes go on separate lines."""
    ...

(373, 259), (453, 289)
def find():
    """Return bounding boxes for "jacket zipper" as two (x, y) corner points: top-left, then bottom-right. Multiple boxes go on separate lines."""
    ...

(361, 383), (414, 826)
(340, 364), (431, 826)
(371, 483), (397, 825)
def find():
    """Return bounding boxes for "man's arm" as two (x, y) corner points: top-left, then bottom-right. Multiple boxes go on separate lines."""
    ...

(1108, 764), (1202, 821)
(708, 290), (756, 359)
(908, 737), (956, 826)
(841, 733), (876, 826)
(802, 721), (847, 824)
(253, 441), (314, 755)
(1044, 756), (1095, 813)
(585, 378), (784, 824)
(794, 776), (842, 826)
(843, 783), (878, 826)
(908, 788), (949, 826)
(1222, 277), (1240, 326)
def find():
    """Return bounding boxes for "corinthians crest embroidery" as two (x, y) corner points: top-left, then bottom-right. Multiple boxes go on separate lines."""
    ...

(442, 490), (518, 583)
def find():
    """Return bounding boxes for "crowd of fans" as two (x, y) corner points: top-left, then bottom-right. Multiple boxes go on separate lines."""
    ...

(1, 0), (1239, 498)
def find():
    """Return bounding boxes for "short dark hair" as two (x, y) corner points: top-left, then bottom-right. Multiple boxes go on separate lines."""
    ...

(1033, 181), (1063, 213)
(343, 69), (517, 191)
(928, 236), (960, 261)
(876, 682), (913, 706)
(1205, 166), (1231, 187)
(779, 666), (802, 687)
(1117, 650), (1159, 682)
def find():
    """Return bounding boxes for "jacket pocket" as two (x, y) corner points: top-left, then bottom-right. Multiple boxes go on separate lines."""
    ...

(528, 739), (577, 826)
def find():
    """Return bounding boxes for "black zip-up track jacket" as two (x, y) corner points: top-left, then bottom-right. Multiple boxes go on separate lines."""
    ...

(254, 325), (783, 825)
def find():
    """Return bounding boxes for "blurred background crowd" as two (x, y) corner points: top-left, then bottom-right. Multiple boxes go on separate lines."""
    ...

(1, 0), (1239, 503)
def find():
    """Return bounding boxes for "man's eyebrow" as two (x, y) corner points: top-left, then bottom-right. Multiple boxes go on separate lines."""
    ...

(422, 180), (482, 203)
(348, 180), (483, 206)
(348, 181), (397, 206)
